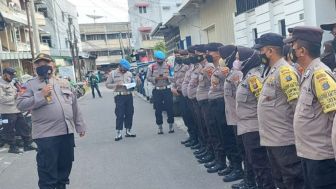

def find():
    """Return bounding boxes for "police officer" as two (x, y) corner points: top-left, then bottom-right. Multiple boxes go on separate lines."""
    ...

(0, 67), (35, 153)
(17, 53), (86, 189)
(235, 47), (275, 189)
(320, 22), (336, 71)
(284, 26), (336, 189)
(255, 33), (304, 189)
(106, 59), (136, 141)
(171, 50), (196, 144)
(203, 43), (228, 174)
(147, 51), (174, 134)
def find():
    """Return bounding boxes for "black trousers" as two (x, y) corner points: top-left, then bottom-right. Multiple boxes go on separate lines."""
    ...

(208, 98), (227, 164)
(179, 96), (197, 140)
(191, 99), (209, 149)
(152, 89), (174, 125)
(114, 94), (134, 130)
(91, 84), (102, 98)
(233, 126), (255, 184)
(198, 100), (214, 152)
(222, 124), (242, 169)
(242, 132), (275, 189)
(34, 134), (75, 189)
(301, 158), (336, 189)
(1, 113), (31, 145)
(266, 145), (304, 189)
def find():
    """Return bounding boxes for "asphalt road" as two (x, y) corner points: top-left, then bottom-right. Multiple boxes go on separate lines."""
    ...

(0, 86), (235, 189)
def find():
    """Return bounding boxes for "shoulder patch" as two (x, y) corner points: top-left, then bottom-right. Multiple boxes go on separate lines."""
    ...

(313, 69), (336, 113)
(279, 66), (299, 102)
(248, 75), (263, 98)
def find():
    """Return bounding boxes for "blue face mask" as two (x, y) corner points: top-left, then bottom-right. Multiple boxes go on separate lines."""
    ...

(36, 65), (52, 77)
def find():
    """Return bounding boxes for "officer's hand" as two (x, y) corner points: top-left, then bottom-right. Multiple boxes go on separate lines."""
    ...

(171, 88), (179, 96)
(221, 67), (230, 76)
(79, 132), (85, 137)
(42, 84), (53, 97)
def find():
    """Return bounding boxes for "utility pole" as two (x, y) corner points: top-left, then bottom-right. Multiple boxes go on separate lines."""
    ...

(29, 0), (40, 54)
(118, 32), (125, 58)
(25, 0), (34, 59)
(73, 25), (81, 81)
(68, 16), (77, 80)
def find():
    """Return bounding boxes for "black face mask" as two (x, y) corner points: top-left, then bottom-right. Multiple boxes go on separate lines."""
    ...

(4, 75), (13, 82)
(189, 56), (198, 64)
(183, 57), (191, 65)
(175, 57), (183, 64)
(289, 48), (298, 63)
(259, 53), (270, 65)
(36, 65), (53, 77)
(157, 60), (164, 65)
(206, 55), (214, 63)
(196, 55), (205, 63)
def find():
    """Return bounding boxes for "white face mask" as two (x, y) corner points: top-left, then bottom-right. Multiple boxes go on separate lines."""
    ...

(232, 60), (242, 70)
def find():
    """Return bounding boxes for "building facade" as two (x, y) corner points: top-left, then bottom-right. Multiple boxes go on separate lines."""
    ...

(233, 0), (336, 47)
(127, 0), (183, 50)
(80, 22), (132, 68)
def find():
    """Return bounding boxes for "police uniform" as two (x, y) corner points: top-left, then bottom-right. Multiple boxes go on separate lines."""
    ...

(146, 51), (174, 134)
(173, 52), (197, 144)
(0, 68), (33, 153)
(106, 59), (135, 141)
(255, 33), (304, 189)
(236, 56), (275, 189)
(17, 54), (86, 189)
(286, 26), (336, 189)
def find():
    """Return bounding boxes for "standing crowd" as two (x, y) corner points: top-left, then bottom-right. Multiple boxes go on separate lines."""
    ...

(168, 24), (336, 189)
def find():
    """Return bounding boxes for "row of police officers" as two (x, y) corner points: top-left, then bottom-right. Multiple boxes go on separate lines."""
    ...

(148, 24), (336, 189)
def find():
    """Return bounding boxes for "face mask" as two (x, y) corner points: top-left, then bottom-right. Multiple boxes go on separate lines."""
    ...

(175, 57), (183, 64)
(157, 60), (164, 65)
(232, 60), (242, 70)
(196, 55), (205, 63)
(4, 75), (13, 82)
(36, 65), (53, 77)
(183, 57), (190, 65)
(206, 55), (214, 63)
(289, 48), (298, 63)
(259, 53), (269, 65)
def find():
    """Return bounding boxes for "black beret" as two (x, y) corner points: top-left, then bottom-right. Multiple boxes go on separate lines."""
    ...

(187, 45), (196, 54)
(284, 26), (323, 45)
(205, 43), (224, 52)
(320, 22), (336, 31)
(194, 44), (206, 53)
(253, 33), (284, 49)
(3, 67), (16, 75)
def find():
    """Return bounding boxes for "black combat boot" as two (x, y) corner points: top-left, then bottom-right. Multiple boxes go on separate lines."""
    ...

(207, 163), (225, 173)
(8, 145), (21, 154)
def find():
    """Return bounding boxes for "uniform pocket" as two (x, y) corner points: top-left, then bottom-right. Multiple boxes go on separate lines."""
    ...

(261, 87), (276, 106)
(224, 87), (232, 96)
(61, 89), (73, 104)
(236, 93), (248, 102)
(299, 93), (315, 118)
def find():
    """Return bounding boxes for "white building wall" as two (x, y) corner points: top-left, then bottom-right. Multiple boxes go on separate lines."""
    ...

(234, 0), (336, 47)
(179, 11), (202, 47)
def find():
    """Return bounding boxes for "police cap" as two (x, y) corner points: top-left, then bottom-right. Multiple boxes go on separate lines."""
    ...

(3, 67), (16, 75)
(33, 53), (54, 64)
(253, 33), (284, 49)
(283, 26), (323, 45)
(320, 22), (336, 31)
(194, 44), (206, 53)
(205, 43), (224, 52)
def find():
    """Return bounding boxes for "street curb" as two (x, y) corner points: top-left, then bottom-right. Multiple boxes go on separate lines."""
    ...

(135, 92), (188, 133)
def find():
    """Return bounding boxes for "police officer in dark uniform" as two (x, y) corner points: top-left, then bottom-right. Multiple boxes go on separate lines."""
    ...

(147, 51), (175, 134)
(106, 59), (136, 141)
(320, 22), (336, 71)
(0, 67), (35, 153)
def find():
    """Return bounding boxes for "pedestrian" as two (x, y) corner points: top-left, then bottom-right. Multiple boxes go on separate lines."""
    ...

(146, 50), (175, 134)
(106, 59), (136, 141)
(285, 26), (336, 189)
(89, 72), (102, 98)
(235, 47), (275, 189)
(0, 67), (35, 153)
(17, 53), (86, 189)
(254, 33), (304, 189)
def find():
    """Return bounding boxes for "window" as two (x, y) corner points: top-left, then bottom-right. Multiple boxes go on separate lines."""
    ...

(252, 28), (258, 42)
(80, 34), (85, 42)
(15, 27), (21, 42)
(139, 6), (147, 14)
(142, 33), (150, 41)
(42, 36), (52, 47)
(279, 19), (286, 37)
(65, 38), (69, 48)
(236, 0), (271, 15)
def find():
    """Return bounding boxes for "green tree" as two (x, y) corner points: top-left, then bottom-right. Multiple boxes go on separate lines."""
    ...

(153, 41), (167, 54)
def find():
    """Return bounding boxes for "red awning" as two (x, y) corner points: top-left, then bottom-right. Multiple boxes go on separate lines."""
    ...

(138, 26), (152, 32)
(135, 2), (150, 7)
